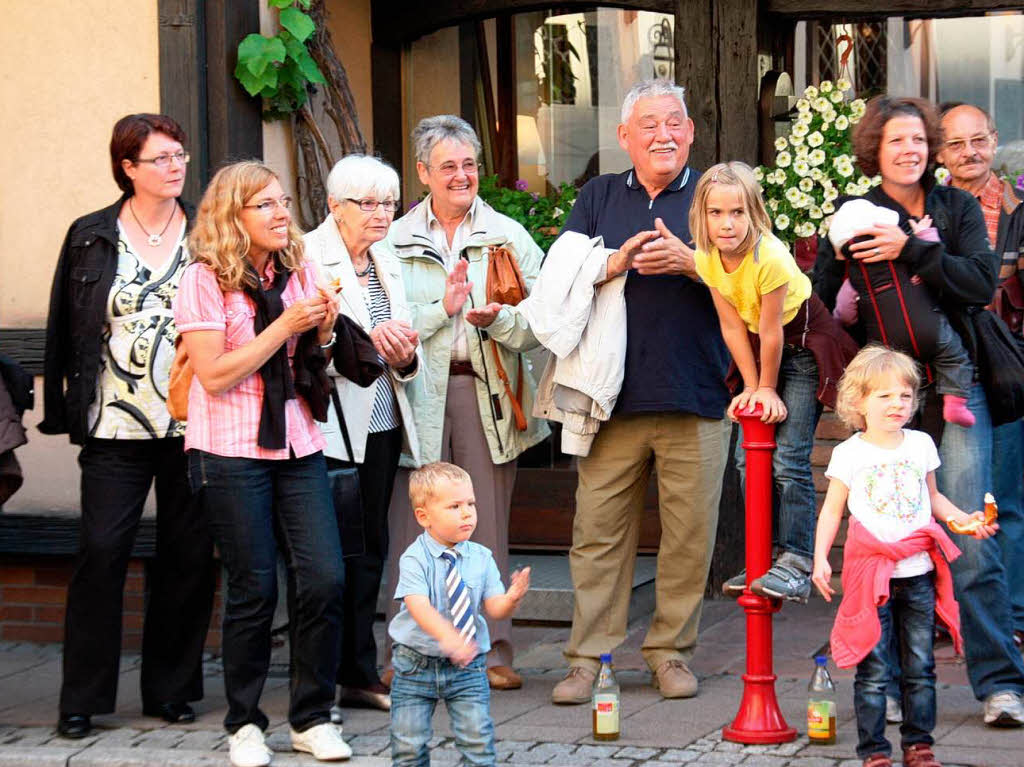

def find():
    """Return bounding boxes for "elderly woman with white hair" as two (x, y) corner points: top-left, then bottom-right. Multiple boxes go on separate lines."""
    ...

(382, 115), (549, 692)
(304, 154), (421, 714)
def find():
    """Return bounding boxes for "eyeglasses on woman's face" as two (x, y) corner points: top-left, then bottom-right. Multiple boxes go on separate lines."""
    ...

(345, 198), (399, 213)
(427, 160), (481, 177)
(243, 196), (293, 214)
(135, 151), (190, 168)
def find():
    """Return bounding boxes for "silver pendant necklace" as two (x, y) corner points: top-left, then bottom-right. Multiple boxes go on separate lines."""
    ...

(129, 198), (177, 246)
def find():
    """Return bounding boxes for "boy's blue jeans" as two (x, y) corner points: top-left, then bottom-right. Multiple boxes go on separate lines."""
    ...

(390, 644), (495, 766)
(854, 573), (936, 759)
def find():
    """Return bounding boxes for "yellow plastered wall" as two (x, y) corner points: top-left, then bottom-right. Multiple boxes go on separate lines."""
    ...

(0, 1), (161, 327)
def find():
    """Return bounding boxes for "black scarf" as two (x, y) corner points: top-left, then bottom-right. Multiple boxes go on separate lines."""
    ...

(243, 259), (295, 449)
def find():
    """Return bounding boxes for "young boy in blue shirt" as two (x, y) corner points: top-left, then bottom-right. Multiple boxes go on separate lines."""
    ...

(389, 462), (531, 766)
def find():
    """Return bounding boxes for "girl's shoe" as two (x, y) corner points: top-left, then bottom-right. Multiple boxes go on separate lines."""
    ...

(722, 570), (747, 597)
(902, 743), (942, 767)
(862, 755), (892, 767)
(942, 395), (975, 428)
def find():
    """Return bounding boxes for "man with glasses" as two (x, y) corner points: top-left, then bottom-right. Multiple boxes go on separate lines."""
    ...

(382, 115), (549, 692)
(939, 104), (1024, 652)
(933, 101), (1024, 725)
(548, 79), (731, 704)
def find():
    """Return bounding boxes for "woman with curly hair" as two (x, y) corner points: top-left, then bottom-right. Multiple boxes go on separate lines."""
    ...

(174, 161), (351, 766)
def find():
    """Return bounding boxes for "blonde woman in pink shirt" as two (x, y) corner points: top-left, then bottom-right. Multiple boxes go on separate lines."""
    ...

(173, 161), (351, 767)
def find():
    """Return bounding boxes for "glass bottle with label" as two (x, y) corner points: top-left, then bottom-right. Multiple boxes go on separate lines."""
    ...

(592, 653), (620, 741)
(807, 655), (837, 745)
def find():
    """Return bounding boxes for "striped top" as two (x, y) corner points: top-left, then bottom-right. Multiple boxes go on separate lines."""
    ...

(361, 261), (400, 433)
(173, 260), (327, 459)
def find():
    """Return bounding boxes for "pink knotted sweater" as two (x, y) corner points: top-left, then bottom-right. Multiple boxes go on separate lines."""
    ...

(830, 517), (962, 668)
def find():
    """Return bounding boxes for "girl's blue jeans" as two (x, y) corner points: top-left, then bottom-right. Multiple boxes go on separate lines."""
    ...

(855, 573), (936, 759)
(734, 346), (822, 562)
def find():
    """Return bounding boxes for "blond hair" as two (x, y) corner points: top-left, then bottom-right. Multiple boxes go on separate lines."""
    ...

(409, 462), (472, 510)
(835, 345), (922, 430)
(689, 161), (772, 256)
(188, 161), (306, 292)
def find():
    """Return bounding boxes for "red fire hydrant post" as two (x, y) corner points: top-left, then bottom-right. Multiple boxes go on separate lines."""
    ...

(722, 406), (797, 744)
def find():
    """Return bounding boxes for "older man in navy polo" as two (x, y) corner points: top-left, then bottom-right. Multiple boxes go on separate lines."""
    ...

(551, 79), (731, 704)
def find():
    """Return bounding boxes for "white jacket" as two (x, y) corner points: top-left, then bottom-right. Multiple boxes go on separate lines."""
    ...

(303, 216), (421, 465)
(516, 231), (627, 456)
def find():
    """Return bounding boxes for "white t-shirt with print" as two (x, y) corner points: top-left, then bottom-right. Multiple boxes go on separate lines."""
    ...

(825, 429), (940, 578)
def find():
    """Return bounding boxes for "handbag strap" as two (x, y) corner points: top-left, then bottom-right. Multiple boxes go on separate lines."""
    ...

(329, 383), (355, 463)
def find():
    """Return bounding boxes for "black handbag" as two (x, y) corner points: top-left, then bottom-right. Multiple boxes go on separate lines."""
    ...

(329, 384), (365, 558)
(971, 307), (1024, 427)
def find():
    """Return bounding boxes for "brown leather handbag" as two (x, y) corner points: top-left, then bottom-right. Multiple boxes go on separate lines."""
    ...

(485, 245), (528, 431)
(166, 335), (192, 422)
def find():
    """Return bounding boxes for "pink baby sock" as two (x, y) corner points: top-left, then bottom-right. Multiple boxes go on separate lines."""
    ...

(942, 394), (976, 427)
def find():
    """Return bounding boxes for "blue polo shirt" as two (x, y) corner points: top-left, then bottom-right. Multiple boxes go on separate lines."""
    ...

(388, 532), (505, 657)
(561, 167), (730, 418)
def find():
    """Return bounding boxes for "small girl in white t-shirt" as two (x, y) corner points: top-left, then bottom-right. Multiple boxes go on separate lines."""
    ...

(811, 346), (996, 767)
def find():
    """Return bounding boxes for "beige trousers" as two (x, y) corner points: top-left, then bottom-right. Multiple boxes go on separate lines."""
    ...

(385, 376), (517, 667)
(565, 411), (730, 673)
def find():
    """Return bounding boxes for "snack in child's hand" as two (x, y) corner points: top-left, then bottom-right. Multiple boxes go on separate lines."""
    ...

(984, 492), (998, 525)
(948, 493), (998, 534)
(328, 277), (343, 294)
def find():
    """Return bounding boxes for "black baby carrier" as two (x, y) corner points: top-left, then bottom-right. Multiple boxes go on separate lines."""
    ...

(847, 256), (943, 369)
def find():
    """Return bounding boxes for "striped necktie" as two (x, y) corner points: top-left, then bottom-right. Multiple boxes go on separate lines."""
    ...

(440, 549), (476, 643)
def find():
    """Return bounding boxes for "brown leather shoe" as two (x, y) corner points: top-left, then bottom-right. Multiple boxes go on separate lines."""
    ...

(902, 743), (942, 767)
(551, 666), (595, 704)
(486, 665), (522, 690)
(380, 669), (393, 691)
(862, 755), (893, 767)
(653, 659), (698, 699)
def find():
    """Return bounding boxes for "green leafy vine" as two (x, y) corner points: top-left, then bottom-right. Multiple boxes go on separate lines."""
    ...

(234, 0), (325, 120)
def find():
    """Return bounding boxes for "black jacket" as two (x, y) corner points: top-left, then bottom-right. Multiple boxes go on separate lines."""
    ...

(813, 180), (999, 364)
(40, 195), (195, 445)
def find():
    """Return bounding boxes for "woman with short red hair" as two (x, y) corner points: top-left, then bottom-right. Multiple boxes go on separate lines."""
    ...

(41, 114), (215, 739)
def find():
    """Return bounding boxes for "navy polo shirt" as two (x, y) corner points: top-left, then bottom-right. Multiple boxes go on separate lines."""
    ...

(561, 167), (729, 418)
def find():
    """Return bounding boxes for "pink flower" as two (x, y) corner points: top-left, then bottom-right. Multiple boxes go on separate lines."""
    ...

(514, 179), (529, 191)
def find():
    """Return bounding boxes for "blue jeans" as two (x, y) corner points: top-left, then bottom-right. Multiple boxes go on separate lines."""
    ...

(932, 384), (1024, 700)
(735, 346), (822, 560)
(992, 417), (1024, 633)
(390, 644), (495, 766)
(855, 573), (937, 758)
(188, 449), (344, 733)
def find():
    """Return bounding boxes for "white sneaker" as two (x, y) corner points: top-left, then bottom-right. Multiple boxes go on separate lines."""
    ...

(885, 695), (902, 724)
(983, 690), (1024, 727)
(228, 724), (273, 767)
(290, 722), (352, 761)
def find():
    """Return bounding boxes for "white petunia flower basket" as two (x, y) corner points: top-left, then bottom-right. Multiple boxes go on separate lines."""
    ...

(757, 79), (879, 252)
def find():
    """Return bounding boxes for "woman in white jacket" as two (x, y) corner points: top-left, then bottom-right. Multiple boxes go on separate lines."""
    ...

(304, 155), (421, 714)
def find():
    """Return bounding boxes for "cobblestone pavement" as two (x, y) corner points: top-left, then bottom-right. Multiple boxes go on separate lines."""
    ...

(0, 722), (978, 766)
(2, 600), (1021, 766)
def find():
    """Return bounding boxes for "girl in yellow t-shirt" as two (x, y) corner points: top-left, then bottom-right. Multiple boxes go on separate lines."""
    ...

(691, 161), (858, 604)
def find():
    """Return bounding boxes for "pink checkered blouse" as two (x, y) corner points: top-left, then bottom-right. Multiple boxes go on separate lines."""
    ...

(173, 260), (327, 459)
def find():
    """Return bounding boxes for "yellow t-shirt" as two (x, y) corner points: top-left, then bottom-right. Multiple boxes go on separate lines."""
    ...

(694, 234), (812, 333)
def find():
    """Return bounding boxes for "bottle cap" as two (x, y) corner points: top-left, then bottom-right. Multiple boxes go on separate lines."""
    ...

(814, 655), (827, 666)
(600, 653), (612, 663)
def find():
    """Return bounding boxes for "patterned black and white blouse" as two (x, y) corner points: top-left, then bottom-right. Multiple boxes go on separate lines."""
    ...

(87, 222), (187, 439)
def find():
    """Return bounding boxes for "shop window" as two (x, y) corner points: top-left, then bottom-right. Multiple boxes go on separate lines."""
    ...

(794, 13), (1024, 175)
